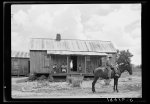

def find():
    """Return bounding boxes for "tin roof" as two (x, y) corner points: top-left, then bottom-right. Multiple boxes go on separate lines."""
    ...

(30, 38), (117, 54)
(11, 51), (30, 58)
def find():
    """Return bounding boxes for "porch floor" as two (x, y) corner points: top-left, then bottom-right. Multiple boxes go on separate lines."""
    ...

(52, 73), (94, 76)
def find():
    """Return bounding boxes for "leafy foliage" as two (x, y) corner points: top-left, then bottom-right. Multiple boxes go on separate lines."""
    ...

(48, 74), (54, 82)
(116, 50), (133, 66)
(38, 75), (47, 80)
(28, 73), (37, 81)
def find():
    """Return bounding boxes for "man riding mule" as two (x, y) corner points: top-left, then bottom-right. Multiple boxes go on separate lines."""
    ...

(92, 54), (132, 93)
(106, 54), (119, 79)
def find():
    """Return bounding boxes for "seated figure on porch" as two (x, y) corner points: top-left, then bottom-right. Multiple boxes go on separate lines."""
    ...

(61, 63), (67, 73)
(78, 64), (82, 73)
(53, 64), (57, 73)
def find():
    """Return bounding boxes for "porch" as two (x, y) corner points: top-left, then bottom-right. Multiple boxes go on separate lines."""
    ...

(52, 72), (94, 77)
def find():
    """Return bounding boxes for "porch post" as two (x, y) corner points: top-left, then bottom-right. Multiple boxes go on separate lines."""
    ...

(67, 56), (69, 73)
(49, 55), (52, 73)
(85, 55), (86, 74)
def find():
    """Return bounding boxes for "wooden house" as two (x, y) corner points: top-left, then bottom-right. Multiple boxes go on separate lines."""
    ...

(11, 51), (30, 76)
(30, 34), (117, 76)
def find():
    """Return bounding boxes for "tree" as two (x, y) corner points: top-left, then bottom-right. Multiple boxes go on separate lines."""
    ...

(116, 49), (133, 66)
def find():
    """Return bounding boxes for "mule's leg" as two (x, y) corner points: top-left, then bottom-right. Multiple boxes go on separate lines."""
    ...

(113, 78), (116, 92)
(116, 78), (119, 92)
(92, 76), (99, 93)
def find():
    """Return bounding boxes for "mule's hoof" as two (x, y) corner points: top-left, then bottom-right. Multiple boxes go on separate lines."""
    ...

(117, 90), (119, 93)
(92, 90), (96, 93)
(92, 91), (96, 93)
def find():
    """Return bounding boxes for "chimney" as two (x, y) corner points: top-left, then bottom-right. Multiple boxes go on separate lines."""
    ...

(56, 33), (61, 41)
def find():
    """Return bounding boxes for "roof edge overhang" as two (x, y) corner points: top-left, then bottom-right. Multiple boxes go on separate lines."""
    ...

(47, 50), (109, 56)
(30, 49), (116, 53)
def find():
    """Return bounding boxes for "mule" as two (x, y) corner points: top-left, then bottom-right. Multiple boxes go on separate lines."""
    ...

(92, 63), (132, 93)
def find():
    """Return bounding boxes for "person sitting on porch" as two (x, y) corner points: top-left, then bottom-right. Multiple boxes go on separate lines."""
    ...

(78, 64), (82, 73)
(61, 63), (67, 73)
(52, 64), (57, 73)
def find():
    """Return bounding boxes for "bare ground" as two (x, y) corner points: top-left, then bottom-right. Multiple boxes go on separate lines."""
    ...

(11, 71), (142, 98)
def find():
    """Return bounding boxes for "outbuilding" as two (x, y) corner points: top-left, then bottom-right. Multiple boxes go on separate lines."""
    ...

(11, 51), (30, 76)
(30, 34), (117, 77)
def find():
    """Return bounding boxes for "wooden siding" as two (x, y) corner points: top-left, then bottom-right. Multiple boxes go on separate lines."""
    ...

(30, 51), (49, 73)
(11, 58), (29, 76)
(86, 56), (103, 74)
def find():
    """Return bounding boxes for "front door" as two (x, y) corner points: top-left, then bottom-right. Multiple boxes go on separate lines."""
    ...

(70, 56), (77, 72)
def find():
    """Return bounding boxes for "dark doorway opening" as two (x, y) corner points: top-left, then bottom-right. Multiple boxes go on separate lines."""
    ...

(70, 56), (77, 71)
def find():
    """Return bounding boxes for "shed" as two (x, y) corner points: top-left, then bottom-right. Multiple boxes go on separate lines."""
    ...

(30, 34), (117, 76)
(11, 51), (30, 76)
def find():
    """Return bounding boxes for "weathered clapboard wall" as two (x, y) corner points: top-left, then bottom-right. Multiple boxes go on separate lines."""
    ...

(85, 56), (102, 74)
(11, 51), (30, 76)
(11, 57), (30, 76)
(30, 51), (47, 73)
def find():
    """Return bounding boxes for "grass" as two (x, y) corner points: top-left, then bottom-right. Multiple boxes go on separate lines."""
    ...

(121, 67), (141, 78)
(126, 84), (141, 91)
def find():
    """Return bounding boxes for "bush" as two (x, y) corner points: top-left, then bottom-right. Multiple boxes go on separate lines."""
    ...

(48, 74), (54, 82)
(38, 75), (47, 81)
(28, 73), (37, 81)
(66, 76), (73, 84)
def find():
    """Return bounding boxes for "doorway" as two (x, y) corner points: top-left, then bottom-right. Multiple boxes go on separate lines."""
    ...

(70, 56), (77, 71)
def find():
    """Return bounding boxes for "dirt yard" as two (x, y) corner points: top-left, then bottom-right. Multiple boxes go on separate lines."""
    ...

(11, 71), (142, 98)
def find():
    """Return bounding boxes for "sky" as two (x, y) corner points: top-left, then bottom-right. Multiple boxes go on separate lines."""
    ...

(11, 4), (141, 65)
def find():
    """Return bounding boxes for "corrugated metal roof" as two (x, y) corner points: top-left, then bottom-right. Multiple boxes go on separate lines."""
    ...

(11, 51), (30, 58)
(47, 50), (108, 56)
(30, 38), (117, 54)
